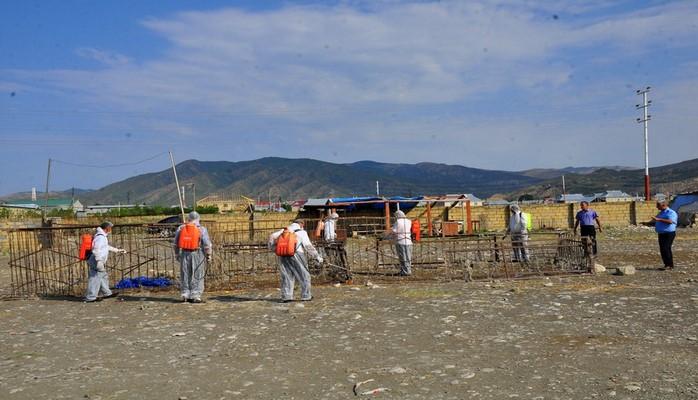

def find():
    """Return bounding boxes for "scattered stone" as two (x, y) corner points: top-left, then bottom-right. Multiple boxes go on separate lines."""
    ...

(543, 282), (553, 287)
(624, 384), (641, 392)
(172, 332), (186, 337)
(593, 263), (606, 273)
(615, 266), (636, 276)
(389, 366), (407, 374)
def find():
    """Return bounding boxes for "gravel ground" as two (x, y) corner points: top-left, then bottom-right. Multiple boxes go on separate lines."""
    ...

(0, 230), (697, 399)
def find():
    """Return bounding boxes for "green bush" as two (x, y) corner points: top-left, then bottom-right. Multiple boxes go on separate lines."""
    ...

(47, 208), (77, 219)
(102, 205), (219, 217)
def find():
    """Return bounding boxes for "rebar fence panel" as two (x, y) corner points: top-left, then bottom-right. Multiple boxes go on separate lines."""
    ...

(7, 221), (592, 297)
(334, 232), (592, 282)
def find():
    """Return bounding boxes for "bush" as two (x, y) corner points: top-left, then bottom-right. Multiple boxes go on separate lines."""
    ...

(47, 208), (77, 219)
(102, 205), (219, 217)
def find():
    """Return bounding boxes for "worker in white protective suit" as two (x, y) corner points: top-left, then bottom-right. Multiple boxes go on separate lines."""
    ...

(84, 221), (126, 303)
(173, 211), (213, 303)
(506, 204), (530, 262)
(392, 210), (413, 276)
(323, 211), (339, 241)
(268, 220), (323, 302)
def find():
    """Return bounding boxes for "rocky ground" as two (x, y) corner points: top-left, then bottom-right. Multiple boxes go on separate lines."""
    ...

(0, 229), (697, 399)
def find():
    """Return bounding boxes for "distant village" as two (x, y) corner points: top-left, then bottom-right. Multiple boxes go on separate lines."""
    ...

(0, 188), (684, 218)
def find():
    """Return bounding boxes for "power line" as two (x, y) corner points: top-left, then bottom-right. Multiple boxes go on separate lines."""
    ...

(51, 152), (167, 168)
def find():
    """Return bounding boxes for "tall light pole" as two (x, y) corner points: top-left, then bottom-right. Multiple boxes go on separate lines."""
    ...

(636, 86), (652, 201)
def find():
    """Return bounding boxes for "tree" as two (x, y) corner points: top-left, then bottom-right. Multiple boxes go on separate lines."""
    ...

(518, 194), (535, 202)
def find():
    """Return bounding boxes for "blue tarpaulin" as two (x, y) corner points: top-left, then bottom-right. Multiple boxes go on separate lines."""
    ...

(326, 196), (423, 212)
(671, 192), (698, 211)
(115, 276), (172, 289)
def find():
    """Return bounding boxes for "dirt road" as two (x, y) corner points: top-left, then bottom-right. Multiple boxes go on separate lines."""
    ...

(1, 229), (697, 399)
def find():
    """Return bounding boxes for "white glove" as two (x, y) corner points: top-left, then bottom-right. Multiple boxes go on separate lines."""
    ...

(206, 254), (213, 263)
(317, 257), (324, 264)
(96, 261), (107, 272)
(118, 248), (127, 254)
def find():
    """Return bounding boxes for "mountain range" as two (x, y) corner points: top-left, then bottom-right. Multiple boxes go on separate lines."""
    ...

(2, 157), (697, 205)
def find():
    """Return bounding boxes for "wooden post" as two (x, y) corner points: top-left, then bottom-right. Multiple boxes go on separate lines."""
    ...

(384, 201), (391, 232)
(466, 199), (472, 234)
(426, 202), (433, 236)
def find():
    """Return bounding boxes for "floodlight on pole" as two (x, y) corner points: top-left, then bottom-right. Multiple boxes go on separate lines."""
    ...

(636, 86), (651, 201)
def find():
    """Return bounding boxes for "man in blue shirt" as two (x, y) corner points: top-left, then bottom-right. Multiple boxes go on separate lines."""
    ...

(574, 201), (603, 255)
(652, 200), (678, 270)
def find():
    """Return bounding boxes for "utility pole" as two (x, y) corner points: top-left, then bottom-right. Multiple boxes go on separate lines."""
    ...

(192, 183), (196, 211)
(562, 175), (566, 200)
(636, 86), (652, 201)
(169, 151), (186, 221)
(376, 181), (380, 196)
(43, 158), (52, 221)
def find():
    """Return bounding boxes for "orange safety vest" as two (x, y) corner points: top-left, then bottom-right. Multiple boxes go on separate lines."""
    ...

(411, 219), (421, 242)
(177, 223), (201, 250)
(275, 228), (299, 257)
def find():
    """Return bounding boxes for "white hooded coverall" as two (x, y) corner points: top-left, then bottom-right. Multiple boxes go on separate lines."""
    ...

(269, 223), (323, 301)
(85, 227), (121, 301)
(173, 221), (213, 300)
(508, 207), (530, 262)
(323, 213), (339, 241)
(392, 211), (413, 275)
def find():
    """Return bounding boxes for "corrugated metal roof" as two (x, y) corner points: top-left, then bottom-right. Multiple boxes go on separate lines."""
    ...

(304, 198), (330, 207)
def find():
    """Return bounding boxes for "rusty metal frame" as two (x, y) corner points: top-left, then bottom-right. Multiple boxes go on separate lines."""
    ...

(6, 221), (592, 297)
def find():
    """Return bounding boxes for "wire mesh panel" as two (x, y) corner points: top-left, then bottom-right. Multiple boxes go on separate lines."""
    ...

(7, 220), (592, 297)
(337, 232), (592, 282)
(8, 225), (179, 297)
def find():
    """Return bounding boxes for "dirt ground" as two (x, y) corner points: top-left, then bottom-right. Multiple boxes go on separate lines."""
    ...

(1, 229), (697, 399)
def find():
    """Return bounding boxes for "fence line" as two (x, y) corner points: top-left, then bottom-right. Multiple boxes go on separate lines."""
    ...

(6, 219), (592, 297)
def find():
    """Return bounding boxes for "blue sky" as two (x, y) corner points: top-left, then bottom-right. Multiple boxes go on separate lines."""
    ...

(1, 0), (697, 195)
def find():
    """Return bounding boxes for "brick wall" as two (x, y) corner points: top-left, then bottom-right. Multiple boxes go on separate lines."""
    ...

(635, 201), (658, 224)
(446, 201), (657, 231)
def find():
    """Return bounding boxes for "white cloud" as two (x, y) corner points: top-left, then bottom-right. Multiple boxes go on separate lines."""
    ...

(9, 2), (697, 111)
(75, 47), (131, 66)
(2, 0), (698, 173)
